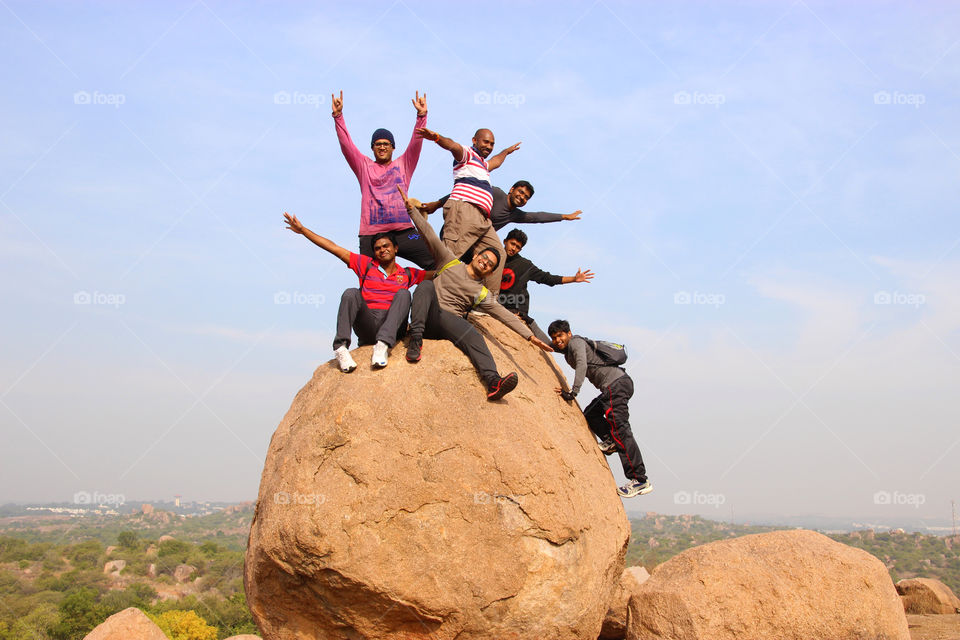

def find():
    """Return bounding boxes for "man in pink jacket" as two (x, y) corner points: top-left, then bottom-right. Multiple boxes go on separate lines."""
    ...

(332, 90), (434, 269)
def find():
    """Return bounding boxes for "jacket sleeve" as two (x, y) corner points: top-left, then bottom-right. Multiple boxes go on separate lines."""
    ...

(512, 208), (565, 225)
(334, 114), (364, 180)
(527, 261), (564, 287)
(406, 202), (456, 266)
(569, 337), (588, 395)
(478, 297), (534, 339)
(400, 113), (427, 184)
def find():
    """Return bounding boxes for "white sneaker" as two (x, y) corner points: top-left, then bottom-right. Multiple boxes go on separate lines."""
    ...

(334, 346), (357, 373)
(372, 341), (389, 368)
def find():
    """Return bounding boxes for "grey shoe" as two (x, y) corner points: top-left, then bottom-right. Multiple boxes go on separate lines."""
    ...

(372, 341), (389, 368)
(617, 479), (653, 498)
(598, 437), (617, 455)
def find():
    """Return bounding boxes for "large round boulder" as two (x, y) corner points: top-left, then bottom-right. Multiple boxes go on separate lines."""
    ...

(83, 608), (167, 640)
(244, 316), (630, 639)
(626, 529), (909, 640)
(896, 577), (960, 614)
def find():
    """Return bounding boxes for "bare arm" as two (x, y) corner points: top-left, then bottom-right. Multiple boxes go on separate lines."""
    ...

(416, 127), (465, 163)
(284, 212), (350, 265)
(486, 142), (521, 171)
(560, 268), (594, 285)
(397, 186), (456, 266)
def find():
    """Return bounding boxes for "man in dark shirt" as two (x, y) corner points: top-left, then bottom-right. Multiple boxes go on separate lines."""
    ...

(498, 229), (594, 343)
(419, 180), (582, 232)
(549, 319), (652, 499)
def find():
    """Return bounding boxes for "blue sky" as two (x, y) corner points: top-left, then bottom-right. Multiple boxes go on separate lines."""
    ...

(2, 1), (958, 522)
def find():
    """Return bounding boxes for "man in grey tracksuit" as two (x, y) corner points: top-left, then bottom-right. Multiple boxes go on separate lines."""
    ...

(548, 319), (652, 498)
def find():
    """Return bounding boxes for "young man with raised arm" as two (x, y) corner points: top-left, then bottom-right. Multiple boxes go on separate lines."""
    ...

(284, 212), (433, 372)
(332, 90), (434, 269)
(498, 228), (594, 344)
(420, 179), (583, 233)
(414, 126), (520, 296)
(549, 319), (652, 499)
(397, 187), (553, 401)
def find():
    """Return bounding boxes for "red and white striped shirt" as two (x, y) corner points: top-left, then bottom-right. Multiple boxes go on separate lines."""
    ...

(450, 145), (494, 215)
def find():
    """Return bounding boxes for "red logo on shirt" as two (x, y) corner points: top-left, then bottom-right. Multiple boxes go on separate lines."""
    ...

(501, 268), (516, 290)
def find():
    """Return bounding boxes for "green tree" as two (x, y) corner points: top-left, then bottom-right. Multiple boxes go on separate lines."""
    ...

(117, 530), (140, 550)
(149, 610), (217, 640)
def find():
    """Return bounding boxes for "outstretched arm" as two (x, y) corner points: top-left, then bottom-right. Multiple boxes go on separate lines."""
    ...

(561, 268), (594, 285)
(331, 90), (364, 178)
(416, 127), (465, 163)
(397, 186), (456, 266)
(283, 212), (350, 265)
(486, 142), (521, 171)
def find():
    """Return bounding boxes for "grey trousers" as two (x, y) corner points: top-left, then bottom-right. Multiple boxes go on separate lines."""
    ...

(409, 280), (499, 384)
(333, 288), (410, 350)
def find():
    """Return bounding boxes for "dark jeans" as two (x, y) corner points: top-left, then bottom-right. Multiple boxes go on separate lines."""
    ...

(359, 229), (435, 269)
(583, 375), (647, 482)
(333, 288), (410, 350)
(409, 280), (499, 384)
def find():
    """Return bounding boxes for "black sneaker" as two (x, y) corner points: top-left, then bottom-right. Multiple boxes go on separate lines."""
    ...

(486, 372), (518, 401)
(406, 337), (422, 363)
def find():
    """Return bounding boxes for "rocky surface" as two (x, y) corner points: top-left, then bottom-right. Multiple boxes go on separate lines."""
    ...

(600, 566), (651, 639)
(898, 578), (960, 615)
(626, 529), (910, 640)
(245, 316), (630, 639)
(82, 607), (167, 640)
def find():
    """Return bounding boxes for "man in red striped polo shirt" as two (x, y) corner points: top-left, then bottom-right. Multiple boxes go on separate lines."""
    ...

(283, 212), (434, 372)
(415, 126), (520, 297)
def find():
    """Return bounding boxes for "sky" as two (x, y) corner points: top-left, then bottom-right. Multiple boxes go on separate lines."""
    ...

(1, 1), (958, 524)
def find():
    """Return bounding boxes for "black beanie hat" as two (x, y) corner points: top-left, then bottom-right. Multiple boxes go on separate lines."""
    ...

(371, 128), (395, 148)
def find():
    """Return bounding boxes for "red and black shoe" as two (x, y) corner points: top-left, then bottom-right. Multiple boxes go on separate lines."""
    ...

(405, 336), (422, 363)
(486, 372), (518, 401)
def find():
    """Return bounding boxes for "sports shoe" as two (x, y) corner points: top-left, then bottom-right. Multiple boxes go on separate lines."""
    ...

(598, 437), (617, 455)
(617, 479), (653, 498)
(406, 336), (422, 362)
(334, 346), (357, 373)
(372, 341), (389, 368)
(486, 372), (518, 401)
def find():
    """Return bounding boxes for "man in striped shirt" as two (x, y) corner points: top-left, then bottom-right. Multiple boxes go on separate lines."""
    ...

(415, 127), (520, 297)
(283, 212), (433, 372)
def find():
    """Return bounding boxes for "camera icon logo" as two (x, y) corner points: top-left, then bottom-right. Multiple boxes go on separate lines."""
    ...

(873, 290), (892, 305)
(674, 291), (692, 305)
(74, 291), (92, 305)
(474, 91), (491, 105)
(673, 490), (692, 505)
(873, 490), (891, 505)
(674, 91), (692, 105)
(274, 91), (291, 105)
(74, 91), (91, 105)
(73, 491), (92, 504)
(873, 91), (891, 105)
(274, 291), (291, 304)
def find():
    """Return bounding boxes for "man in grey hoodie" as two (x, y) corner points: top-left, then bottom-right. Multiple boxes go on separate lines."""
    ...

(549, 319), (652, 499)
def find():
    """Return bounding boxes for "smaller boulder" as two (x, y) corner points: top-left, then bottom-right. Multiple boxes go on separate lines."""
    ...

(103, 560), (126, 576)
(896, 578), (960, 614)
(83, 607), (167, 640)
(147, 563), (157, 578)
(599, 566), (650, 639)
(105, 545), (118, 555)
(157, 535), (175, 543)
(173, 564), (196, 583)
(223, 636), (262, 640)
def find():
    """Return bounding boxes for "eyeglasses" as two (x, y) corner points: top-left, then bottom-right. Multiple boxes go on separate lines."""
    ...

(372, 142), (393, 148)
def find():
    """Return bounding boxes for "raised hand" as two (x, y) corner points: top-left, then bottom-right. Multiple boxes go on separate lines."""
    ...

(331, 90), (343, 117)
(563, 210), (583, 221)
(284, 212), (305, 235)
(503, 142), (521, 155)
(573, 268), (595, 283)
(412, 91), (427, 116)
(397, 185), (422, 212)
(415, 127), (440, 142)
(530, 336), (554, 352)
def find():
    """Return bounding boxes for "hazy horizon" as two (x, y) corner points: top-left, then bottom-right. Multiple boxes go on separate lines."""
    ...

(2, 1), (958, 521)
